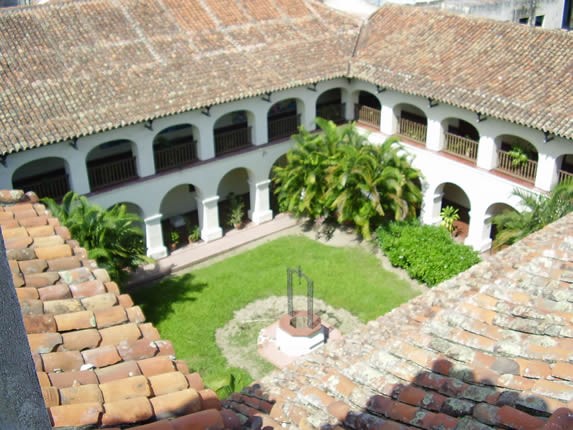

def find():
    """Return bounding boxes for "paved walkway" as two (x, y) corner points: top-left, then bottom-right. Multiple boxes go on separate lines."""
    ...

(128, 213), (300, 287)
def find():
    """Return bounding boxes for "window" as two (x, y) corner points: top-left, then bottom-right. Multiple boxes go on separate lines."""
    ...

(519, 17), (529, 24)
(534, 15), (544, 27)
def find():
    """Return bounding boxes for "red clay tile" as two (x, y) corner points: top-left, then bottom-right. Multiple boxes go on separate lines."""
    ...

(34, 244), (72, 260)
(70, 280), (107, 299)
(49, 402), (102, 427)
(37, 283), (72, 301)
(497, 374), (536, 391)
(118, 293), (135, 308)
(552, 362), (573, 382)
(117, 338), (158, 361)
(91, 357), (139, 382)
(171, 409), (224, 430)
(54, 310), (96, 332)
(23, 271), (60, 288)
(532, 380), (573, 402)
(48, 370), (98, 389)
(2, 226), (29, 239)
(59, 384), (103, 405)
(148, 371), (189, 396)
(101, 397), (154, 427)
(32, 352), (43, 371)
(543, 407), (573, 430)
(100, 374), (151, 403)
(174, 360), (189, 374)
(43, 298), (83, 315)
(388, 401), (418, 423)
(137, 356), (176, 377)
(20, 298), (44, 315)
(81, 293), (119, 311)
(54, 225), (71, 240)
(472, 403), (500, 425)
(99, 322), (142, 346)
(37, 371), (51, 387)
(428, 412), (458, 429)
(130, 420), (173, 430)
(28, 332), (63, 353)
(41, 386), (61, 408)
(155, 340), (175, 357)
(92, 268), (111, 283)
(126, 305), (146, 323)
(47, 255), (82, 271)
(5, 236), (33, 250)
(42, 350), (85, 372)
(61, 329), (102, 352)
(32, 235), (65, 248)
(397, 385), (427, 406)
(18, 258), (48, 274)
(23, 313), (57, 333)
(94, 306), (128, 328)
(368, 395), (395, 416)
(59, 267), (94, 285)
(139, 323), (161, 341)
(497, 405), (545, 430)
(198, 388), (221, 410)
(104, 281), (121, 295)
(221, 409), (242, 429)
(18, 214), (49, 227)
(82, 345), (122, 368)
(516, 358), (552, 379)
(16, 287), (39, 300)
(185, 373), (205, 391)
(151, 388), (203, 420)
(11, 272), (25, 288)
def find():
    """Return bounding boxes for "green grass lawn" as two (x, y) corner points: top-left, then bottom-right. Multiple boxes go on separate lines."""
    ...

(130, 235), (418, 389)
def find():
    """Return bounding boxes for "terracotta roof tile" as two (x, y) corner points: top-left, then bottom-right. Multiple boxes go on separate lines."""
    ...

(1, 190), (238, 428)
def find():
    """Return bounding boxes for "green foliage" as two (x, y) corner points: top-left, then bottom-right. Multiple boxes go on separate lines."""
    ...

(272, 118), (422, 239)
(187, 225), (201, 242)
(377, 221), (480, 286)
(226, 193), (245, 228)
(507, 146), (529, 167)
(440, 205), (460, 234)
(170, 230), (180, 246)
(213, 372), (250, 400)
(42, 192), (149, 284)
(492, 181), (573, 247)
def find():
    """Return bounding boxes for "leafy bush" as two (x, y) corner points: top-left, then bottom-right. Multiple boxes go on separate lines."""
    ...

(377, 221), (480, 286)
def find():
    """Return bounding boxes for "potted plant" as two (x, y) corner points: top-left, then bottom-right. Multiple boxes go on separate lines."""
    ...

(187, 225), (201, 243)
(227, 193), (245, 229)
(507, 146), (529, 168)
(440, 205), (460, 235)
(169, 230), (180, 250)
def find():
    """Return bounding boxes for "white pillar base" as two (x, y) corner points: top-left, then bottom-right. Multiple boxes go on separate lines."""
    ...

(201, 227), (223, 242)
(147, 246), (168, 260)
(197, 195), (223, 242)
(249, 209), (273, 224)
(144, 214), (167, 259)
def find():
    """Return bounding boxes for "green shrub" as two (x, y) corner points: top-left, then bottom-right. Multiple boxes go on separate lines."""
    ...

(377, 221), (480, 286)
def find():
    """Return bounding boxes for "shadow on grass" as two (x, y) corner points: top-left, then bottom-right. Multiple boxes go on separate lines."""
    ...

(129, 272), (208, 326)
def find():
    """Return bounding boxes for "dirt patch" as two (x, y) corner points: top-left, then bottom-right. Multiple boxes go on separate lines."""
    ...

(216, 295), (362, 380)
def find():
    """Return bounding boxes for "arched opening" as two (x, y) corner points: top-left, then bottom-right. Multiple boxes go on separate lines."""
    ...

(354, 91), (381, 128)
(267, 98), (301, 142)
(436, 182), (471, 241)
(159, 184), (201, 250)
(316, 88), (345, 123)
(153, 124), (198, 172)
(214, 110), (253, 156)
(217, 168), (250, 231)
(442, 118), (480, 163)
(495, 135), (538, 184)
(270, 154), (288, 214)
(86, 140), (138, 191)
(395, 103), (427, 144)
(111, 201), (145, 230)
(486, 202), (518, 247)
(12, 157), (70, 201)
(557, 154), (573, 185)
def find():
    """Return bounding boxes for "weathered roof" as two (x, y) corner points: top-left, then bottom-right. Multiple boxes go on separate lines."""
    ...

(0, 1), (572, 156)
(0, 189), (241, 429)
(224, 213), (573, 429)
(350, 4), (573, 139)
(0, 0), (359, 154)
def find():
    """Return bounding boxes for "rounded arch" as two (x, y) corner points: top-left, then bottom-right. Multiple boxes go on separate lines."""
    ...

(213, 110), (254, 156)
(217, 167), (252, 230)
(394, 103), (428, 143)
(354, 90), (381, 128)
(441, 117), (480, 162)
(159, 183), (202, 249)
(267, 97), (303, 142)
(435, 182), (471, 240)
(494, 134), (538, 184)
(86, 139), (138, 191)
(316, 87), (347, 123)
(12, 157), (71, 200)
(269, 153), (288, 214)
(110, 201), (145, 230)
(153, 123), (198, 172)
(556, 153), (573, 185)
(486, 202), (519, 244)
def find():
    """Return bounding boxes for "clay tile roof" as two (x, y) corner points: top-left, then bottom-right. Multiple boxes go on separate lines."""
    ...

(0, 0), (360, 155)
(0, 189), (241, 429)
(350, 4), (573, 140)
(224, 212), (573, 429)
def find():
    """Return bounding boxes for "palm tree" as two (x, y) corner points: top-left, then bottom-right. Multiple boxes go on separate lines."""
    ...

(43, 192), (148, 283)
(492, 181), (573, 247)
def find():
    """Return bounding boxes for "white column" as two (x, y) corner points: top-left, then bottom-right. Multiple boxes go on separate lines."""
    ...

(534, 152), (558, 192)
(476, 135), (497, 170)
(421, 189), (443, 226)
(196, 195), (223, 242)
(248, 179), (273, 224)
(67, 152), (91, 194)
(303, 100), (317, 132)
(380, 105), (394, 136)
(425, 119), (443, 151)
(342, 89), (354, 122)
(465, 209), (492, 252)
(134, 135), (156, 178)
(253, 105), (269, 146)
(144, 214), (167, 259)
(196, 124), (215, 161)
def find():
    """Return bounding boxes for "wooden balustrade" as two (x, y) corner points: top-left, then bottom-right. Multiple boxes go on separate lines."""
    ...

(268, 113), (301, 141)
(558, 169), (573, 184)
(214, 126), (252, 155)
(154, 140), (197, 172)
(444, 133), (479, 162)
(399, 118), (427, 143)
(496, 150), (537, 183)
(354, 104), (381, 128)
(317, 103), (345, 123)
(15, 174), (69, 200)
(88, 156), (138, 191)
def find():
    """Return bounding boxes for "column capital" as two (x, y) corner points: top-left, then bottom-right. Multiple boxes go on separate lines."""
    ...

(144, 214), (163, 224)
